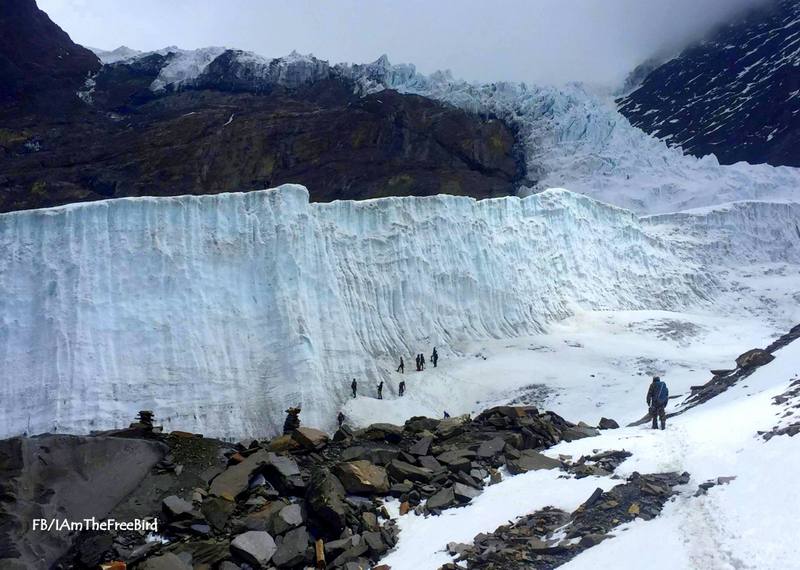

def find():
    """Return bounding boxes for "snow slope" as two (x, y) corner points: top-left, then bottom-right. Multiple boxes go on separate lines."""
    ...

(380, 330), (800, 570)
(0, 184), (720, 439)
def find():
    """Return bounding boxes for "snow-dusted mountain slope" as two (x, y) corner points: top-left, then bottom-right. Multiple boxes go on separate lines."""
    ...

(0, 184), (720, 439)
(618, 0), (800, 167)
(95, 47), (800, 214)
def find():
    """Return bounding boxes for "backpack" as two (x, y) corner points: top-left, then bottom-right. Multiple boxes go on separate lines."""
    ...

(655, 381), (669, 405)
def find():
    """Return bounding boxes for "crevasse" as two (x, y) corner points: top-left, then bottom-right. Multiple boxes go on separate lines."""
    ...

(0, 186), (714, 438)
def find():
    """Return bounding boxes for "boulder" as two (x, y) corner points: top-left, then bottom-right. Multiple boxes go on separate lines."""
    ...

(390, 481), (413, 495)
(292, 427), (329, 450)
(436, 415), (470, 439)
(333, 424), (354, 442)
(332, 536), (369, 567)
(736, 348), (775, 369)
(305, 469), (349, 537)
(209, 449), (271, 500)
(363, 531), (388, 554)
(387, 459), (434, 483)
(162, 495), (196, 520)
(240, 500), (286, 533)
(355, 423), (404, 443)
(273, 503), (304, 535)
(477, 437), (506, 458)
(560, 422), (600, 442)
(507, 451), (561, 475)
(425, 487), (456, 511)
(201, 496), (236, 531)
(453, 483), (480, 503)
(407, 436), (433, 456)
(272, 526), (310, 567)
(598, 418), (620, 430)
(263, 453), (306, 494)
(404, 416), (440, 433)
(267, 434), (301, 453)
(437, 448), (476, 464)
(361, 511), (379, 532)
(340, 443), (400, 466)
(334, 460), (390, 495)
(230, 531), (277, 568)
(436, 449), (474, 472)
(418, 455), (443, 472)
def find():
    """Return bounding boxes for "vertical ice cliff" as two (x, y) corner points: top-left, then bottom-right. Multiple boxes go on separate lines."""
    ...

(0, 185), (713, 438)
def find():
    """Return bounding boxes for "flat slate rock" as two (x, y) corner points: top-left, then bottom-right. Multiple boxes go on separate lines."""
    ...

(230, 530), (277, 568)
(210, 450), (271, 500)
(507, 450), (561, 475)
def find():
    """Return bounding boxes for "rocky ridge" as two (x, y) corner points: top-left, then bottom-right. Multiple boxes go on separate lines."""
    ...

(440, 471), (690, 570)
(0, 0), (525, 213)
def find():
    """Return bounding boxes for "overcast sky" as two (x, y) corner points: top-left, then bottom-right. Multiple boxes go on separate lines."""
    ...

(39, 0), (770, 87)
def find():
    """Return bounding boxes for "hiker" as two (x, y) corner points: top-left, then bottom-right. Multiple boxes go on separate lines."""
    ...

(351, 378), (357, 398)
(415, 354), (421, 372)
(443, 410), (451, 418)
(431, 347), (439, 368)
(377, 381), (384, 400)
(399, 380), (406, 397)
(337, 411), (346, 428)
(397, 357), (404, 374)
(420, 353), (426, 370)
(646, 376), (669, 430)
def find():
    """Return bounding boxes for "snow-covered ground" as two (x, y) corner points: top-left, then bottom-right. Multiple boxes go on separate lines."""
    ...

(344, 308), (787, 429)
(379, 330), (800, 570)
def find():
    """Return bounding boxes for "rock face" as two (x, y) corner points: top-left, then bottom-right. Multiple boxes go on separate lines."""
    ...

(0, 1), (524, 213)
(618, 0), (800, 166)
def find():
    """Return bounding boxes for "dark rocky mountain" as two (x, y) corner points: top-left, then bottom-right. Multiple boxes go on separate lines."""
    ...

(0, 0), (524, 213)
(618, 0), (800, 167)
(0, 0), (100, 108)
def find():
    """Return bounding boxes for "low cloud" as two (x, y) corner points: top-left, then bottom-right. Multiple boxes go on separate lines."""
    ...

(39, 0), (774, 87)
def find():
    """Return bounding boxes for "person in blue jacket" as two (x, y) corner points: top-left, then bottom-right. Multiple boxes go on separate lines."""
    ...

(646, 376), (669, 430)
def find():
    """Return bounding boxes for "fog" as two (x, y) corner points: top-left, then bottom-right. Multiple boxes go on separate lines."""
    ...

(39, 0), (773, 87)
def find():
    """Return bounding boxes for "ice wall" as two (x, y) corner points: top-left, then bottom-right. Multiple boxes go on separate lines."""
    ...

(645, 201), (800, 265)
(0, 186), (714, 438)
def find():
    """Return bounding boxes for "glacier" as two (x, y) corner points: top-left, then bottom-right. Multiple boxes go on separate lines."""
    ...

(9, 48), (800, 439)
(0, 185), (722, 439)
(89, 48), (800, 214)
